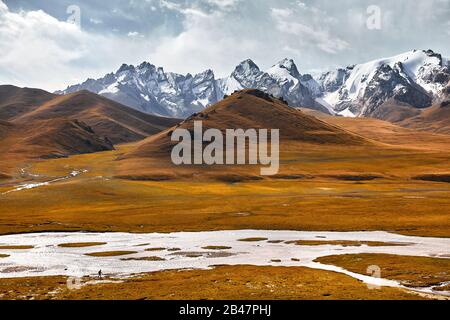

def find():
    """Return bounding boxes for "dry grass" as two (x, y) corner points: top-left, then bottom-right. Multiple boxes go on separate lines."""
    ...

(0, 246), (33, 250)
(85, 251), (137, 257)
(121, 256), (166, 262)
(0, 177), (449, 237)
(435, 284), (450, 292)
(202, 246), (232, 250)
(0, 172), (11, 180)
(58, 242), (107, 248)
(0, 141), (449, 238)
(238, 238), (269, 242)
(316, 254), (450, 288)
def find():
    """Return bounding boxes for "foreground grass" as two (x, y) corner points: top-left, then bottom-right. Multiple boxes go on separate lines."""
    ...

(0, 266), (426, 300)
(317, 254), (450, 289)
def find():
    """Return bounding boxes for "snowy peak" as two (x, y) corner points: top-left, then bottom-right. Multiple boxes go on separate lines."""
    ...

(343, 49), (448, 96)
(279, 58), (298, 70)
(231, 59), (261, 81)
(319, 68), (349, 93)
(220, 58), (321, 111)
(265, 58), (322, 97)
(319, 49), (450, 117)
(194, 69), (215, 82)
(235, 59), (260, 71)
(117, 63), (135, 73)
(138, 61), (154, 69)
(268, 58), (301, 79)
(59, 62), (221, 118)
(266, 60), (299, 86)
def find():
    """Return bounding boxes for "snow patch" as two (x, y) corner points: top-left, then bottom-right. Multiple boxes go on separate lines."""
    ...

(338, 108), (356, 118)
(266, 64), (299, 86)
(2, 170), (88, 195)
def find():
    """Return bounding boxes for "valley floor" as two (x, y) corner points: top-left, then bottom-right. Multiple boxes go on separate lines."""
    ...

(1, 135), (450, 300)
(0, 230), (448, 300)
(1, 144), (450, 237)
(0, 266), (431, 300)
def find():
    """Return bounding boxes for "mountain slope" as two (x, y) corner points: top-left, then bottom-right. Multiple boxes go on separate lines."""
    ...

(0, 118), (114, 173)
(5, 119), (114, 159)
(396, 86), (450, 134)
(0, 85), (56, 120)
(0, 119), (13, 139)
(301, 108), (450, 151)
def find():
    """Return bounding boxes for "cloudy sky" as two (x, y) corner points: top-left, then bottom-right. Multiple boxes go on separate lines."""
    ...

(1, 0), (450, 91)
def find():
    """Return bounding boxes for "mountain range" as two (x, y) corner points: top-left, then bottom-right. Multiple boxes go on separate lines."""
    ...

(57, 57), (328, 118)
(59, 49), (450, 124)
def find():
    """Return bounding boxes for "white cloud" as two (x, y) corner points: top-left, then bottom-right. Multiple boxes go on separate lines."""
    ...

(127, 31), (143, 37)
(160, 0), (240, 14)
(89, 18), (103, 25)
(271, 7), (349, 54)
(205, 0), (240, 10)
(159, 0), (210, 17)
(0, 0), (7, 12)
(147, 5), (261, 77)
(147, 0), (348, 77)
(270, 8), (292, 18)
(0, 0), (449, 92)
(0, 1), (155, 91)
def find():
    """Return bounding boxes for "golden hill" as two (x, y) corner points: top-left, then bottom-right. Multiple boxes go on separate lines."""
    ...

(118, 89), (373, 180)
(127, 89), (370, 158)
(0, 86), (180, 172)
(8, 88), (180, 144)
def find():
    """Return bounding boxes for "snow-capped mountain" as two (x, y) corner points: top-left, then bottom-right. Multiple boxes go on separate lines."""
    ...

(218, 58), (326, 112)
(58, 49), (450, 119)
(58, 59), (323, 118)
(57, 63), (222, 118)
(317, 50), (450, 117)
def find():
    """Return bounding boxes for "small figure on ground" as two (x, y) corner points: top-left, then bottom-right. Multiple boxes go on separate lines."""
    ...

(98, 270), (102, 279)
